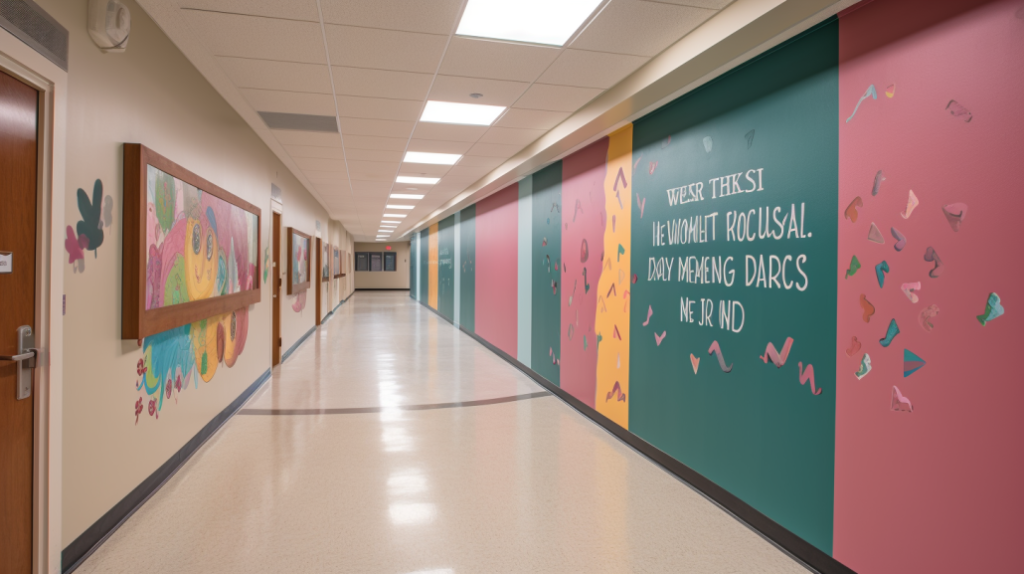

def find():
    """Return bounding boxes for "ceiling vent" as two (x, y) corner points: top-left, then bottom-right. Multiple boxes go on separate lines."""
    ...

(0, 0), (69, 71)
(258, 112), (338, 133)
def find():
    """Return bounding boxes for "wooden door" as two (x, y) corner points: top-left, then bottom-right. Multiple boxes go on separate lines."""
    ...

(0, 69), (39, 574)
(272, 212), (281, 366)
(314, 237), (321, 325)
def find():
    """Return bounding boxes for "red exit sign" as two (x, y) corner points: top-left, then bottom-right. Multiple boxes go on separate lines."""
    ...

(385, 245), (392, 250)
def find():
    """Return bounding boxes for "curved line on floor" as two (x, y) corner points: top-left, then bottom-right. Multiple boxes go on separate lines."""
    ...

(238, 390), (551, 416)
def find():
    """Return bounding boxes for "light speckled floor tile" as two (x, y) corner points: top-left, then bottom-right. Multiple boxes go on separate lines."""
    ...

(76, 292), (808, 574)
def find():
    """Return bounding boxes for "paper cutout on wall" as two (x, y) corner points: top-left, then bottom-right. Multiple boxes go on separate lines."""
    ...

(797, 362), (822, 395)
(891, 386), (914, 413)
(134, 397), (144, 424)
(942, 203), (967, 232)
(648, 161), (658, 175)
(76, 179), (106, 258)
(860, 294), (876, 322)
(846, 84), (877, 122)
(745, 129), (755, 148)
(654, 331), (666, 346)
(636, 194), (646, 218)
(291, 291), (306, 312)
(868, 222), (885, 244)
(102, 195), (114, 228)
(614, 167), (628, 192)
(945, 99), (972, 122)
(580, 238), (589, 263)
(891, 227), (907, 251)
(642, 305), (653, 326)
(885, 84), (895, 98)
(760, 337), (794, 368)
(976, 292), (1004, 326)
(632, 273), (638, 284)
(617, 244), (625, 262)
(901, 190), (919, 219)
(583, 267), (590, 293)
(919, 304), (939, 332)
(606, 381), (627, 402)
(702, 136), (713, 153)
(923, 246), (943, 278)
(844, 196), (863, 223)
(846, 336), (862, 357)
(690, 353), (700, 374)
(901, 282), (921, 303)
(875, 261), (889, 288)
(64, 226), (87, 273)
(855, 353), (872, 380)
(845, 255), (862, 279)
(708, 340), (733, 373)
(903, 349), (926, 377)
(880, 318), (900, 347)
(871, 170), (885, 196)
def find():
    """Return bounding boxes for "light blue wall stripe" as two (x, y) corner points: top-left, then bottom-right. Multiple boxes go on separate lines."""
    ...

(413, 234), (420, 300)
(517, 176), (532, 367)
(453, 211), (461, 327)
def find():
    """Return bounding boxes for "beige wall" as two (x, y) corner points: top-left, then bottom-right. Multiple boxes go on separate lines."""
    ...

(46, 0), (352, 546)
(328, 221), (355, 310)
(354, 242), (411, 290)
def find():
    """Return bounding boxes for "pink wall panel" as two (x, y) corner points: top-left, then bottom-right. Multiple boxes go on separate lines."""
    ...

(475, 184), (518, 357)
(835, 1), (1024, 572)
(559, 138), (609, 408)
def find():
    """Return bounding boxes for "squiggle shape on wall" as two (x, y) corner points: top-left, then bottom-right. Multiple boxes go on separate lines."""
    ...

(654, 331), (666, 346)
(901, 190), (919, 219)
(871, 170), (885, 196)
(690, 353), (700, 374)
(846, 84), (877, 123)
(845, 255), (861, 279)
(924, 246), (943, 278)
(606, 381), (626, 402)
(942, 203), (967, 232)
(901, 282), (921, 303)
(642, 305), (653, 327)
(875, 261), (889, 288)
(860, 294), (875, 323)
(636, 194), (646, 218)
(891, 386), (913, 412)
(844, 196), (863, 223)
(797, 362), (822, 395)
(976, 292), (1004, 326)
(945, 100), (972, 122)
(708, 340), (733, 373)
(868, 222), (885, 244)
(759, 337), (794, 367)
(880, 318), (900, 347)
(919, 304), (939, 332)
(904, 349), (926, 377)
(855, 353), (871, 380)
(891, 227), (907, 251)
(845, 336), (861, 357)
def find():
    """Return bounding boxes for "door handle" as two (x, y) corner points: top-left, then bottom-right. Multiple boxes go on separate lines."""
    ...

(1, 325), (36, 400)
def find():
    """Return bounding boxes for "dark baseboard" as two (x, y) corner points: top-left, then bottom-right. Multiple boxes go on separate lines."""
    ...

(413, 299), (855, 574)
(281, 325), (316, 362)
(62, 367), (273, 573)
(328, 291), (355, 316)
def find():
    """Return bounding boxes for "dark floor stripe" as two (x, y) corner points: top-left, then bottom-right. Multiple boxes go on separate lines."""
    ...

(238, 390), (551, 416)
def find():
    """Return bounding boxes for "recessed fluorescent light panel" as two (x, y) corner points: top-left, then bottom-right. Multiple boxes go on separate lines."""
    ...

(390, 194), (425, 200)
(404, 151), (461, 165)
(380, 222), (399, 227)
(457, 0), (603, 46)
(396, 176), (440, 185)
(420, 101), (505, 126)
(386, 204), (414, 210)
(382, 213), (407, 219)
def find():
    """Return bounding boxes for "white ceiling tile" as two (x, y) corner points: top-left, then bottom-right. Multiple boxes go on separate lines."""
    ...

(285, 145), (346, 159)
(398, 164), (452, 177)
(444, 165), (492, 180)
(179, 0), (319, 21)
(495, 109), (569, 130)
(466, 142), (523, 158)
(345, 148), (404, 162)
(407, 139), (474, 154)
(478, 126), (545, 146)
(538, 50), (647, 89)
(338, 118), (414, 139)
(455, 155), (504, 169)
(428, 76), (529, 106)
(303, 170), (349, 183)
(313, 182), (351, 193)
(319, 0), (462, 34)
(411, 123), (488, 143)
(351, 181), (394, 193)
(242, 89), (337, 115)
(217, 57), (331, 93)
(343, 135), (409, 151)
(181, 11), (326, 63)
(348, 161), (400, 181)
(336, 96), (422, 121)
(294, 157), (348, 172)
(325, 25), (446, 73)
(332, 67), (434, 100)
(272, 129), (343, 147)
(439, 37), (560, 82)
(570, 1), (715, 57)
(514, 84), (603, 112)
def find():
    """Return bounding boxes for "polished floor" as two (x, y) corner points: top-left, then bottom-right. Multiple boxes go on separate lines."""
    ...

(78, 292), (807, 573)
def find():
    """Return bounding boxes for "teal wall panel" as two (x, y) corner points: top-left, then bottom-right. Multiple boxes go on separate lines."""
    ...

(458, 205), (476, 333)
(418, 229), (429, 303)
(530, 162), (562, 385)
(437, 215), (455, 320)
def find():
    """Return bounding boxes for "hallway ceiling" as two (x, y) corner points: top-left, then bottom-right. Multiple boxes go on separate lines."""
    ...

(139, 0), (738, 242)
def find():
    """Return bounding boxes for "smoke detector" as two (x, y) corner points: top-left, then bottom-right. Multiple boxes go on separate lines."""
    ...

(87, 0), (130, 53)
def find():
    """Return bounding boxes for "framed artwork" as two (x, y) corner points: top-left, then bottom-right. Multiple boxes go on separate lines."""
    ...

(121, 144), (260, 340)
(321, 242), (330, 281)
(287, 228), (310, 294)
(333, 247), (341, 278)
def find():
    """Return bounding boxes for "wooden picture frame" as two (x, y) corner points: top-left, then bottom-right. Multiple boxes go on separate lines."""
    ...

(122, 144), (261, 340)
(333, 247), (342, 278)
(287, 227), (311, 294)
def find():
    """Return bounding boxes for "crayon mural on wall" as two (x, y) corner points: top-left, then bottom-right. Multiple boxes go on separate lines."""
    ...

(409, 1), (1022, 570)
